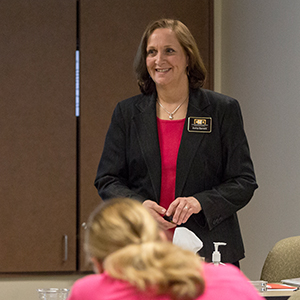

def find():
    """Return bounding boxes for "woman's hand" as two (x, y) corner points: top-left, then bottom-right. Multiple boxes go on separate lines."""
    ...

(165, 197), (201, 225)
(143, 200), (177, 230)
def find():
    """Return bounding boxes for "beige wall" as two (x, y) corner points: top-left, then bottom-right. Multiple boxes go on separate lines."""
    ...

(214, 0), (222, 93)
(217, 0), (300, 279)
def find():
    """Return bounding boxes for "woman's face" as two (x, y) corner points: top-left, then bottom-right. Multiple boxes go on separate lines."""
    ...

(146, 28), (188, 90)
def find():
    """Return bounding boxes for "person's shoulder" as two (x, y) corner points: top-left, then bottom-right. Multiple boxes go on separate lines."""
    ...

(201, 263), (263, 299)
(118, 93), (152, 108)
(203, 263), (254, 284)
(68, 274), (106, 300)
(193, 89), (241, 117)
(114, 93), (155, 119)
(199, 88), (238, 106)
(71, 274), (104, 289)
(203, 262), (241, 277)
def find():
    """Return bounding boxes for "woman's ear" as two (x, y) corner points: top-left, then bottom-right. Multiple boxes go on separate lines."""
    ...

(91, 257), (104, 274)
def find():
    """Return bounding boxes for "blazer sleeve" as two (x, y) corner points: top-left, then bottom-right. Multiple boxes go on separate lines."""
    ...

(94, 103), (145, 202)
(193, 98), (258, 230)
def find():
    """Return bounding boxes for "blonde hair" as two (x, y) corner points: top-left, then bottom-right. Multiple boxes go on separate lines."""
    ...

(85, 198), (205, 300)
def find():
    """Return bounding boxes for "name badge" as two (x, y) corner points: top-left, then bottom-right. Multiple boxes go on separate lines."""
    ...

(188, 117), (212, 133)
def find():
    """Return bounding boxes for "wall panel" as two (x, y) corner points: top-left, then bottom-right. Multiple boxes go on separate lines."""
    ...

(0, 0), (77, 272)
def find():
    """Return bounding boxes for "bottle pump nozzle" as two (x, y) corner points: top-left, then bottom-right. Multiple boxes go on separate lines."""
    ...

(212, 242), (227, 265)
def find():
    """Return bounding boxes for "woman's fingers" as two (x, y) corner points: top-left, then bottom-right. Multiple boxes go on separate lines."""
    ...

(143, 200), (176, 230)
(167, 197), (201, 225)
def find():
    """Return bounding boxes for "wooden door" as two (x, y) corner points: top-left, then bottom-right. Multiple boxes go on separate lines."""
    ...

(0, 0), (77, 272)
(79, 0), (214, 270)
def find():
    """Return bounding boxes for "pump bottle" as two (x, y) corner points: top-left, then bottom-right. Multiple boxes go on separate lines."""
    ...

(212, 242), (226, 265)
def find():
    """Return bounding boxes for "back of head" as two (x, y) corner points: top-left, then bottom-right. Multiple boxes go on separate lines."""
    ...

(85, 198), (160, 261)
(85, 198), (205, 300)
(134, 18), (207, 94)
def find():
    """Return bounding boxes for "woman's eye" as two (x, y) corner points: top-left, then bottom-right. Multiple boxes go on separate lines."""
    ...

(147, 49), (156, 56)
(166, 48), (175, 54)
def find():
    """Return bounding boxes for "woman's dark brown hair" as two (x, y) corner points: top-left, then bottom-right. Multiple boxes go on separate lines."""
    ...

(134, 19), (207, 94)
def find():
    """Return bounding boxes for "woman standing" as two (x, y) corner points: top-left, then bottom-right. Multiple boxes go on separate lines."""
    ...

(94, 19), (258, 265)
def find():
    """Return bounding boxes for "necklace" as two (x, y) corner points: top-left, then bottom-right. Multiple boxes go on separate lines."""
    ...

(157, 95), (188, 120)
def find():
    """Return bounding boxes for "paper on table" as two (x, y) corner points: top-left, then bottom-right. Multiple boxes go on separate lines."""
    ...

(281, 278), (300, 286)
(267, 283), (298, 291)
(172, 227), (203, 253)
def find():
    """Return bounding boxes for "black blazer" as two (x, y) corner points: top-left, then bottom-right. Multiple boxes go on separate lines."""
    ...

(95, 88), (258, 263)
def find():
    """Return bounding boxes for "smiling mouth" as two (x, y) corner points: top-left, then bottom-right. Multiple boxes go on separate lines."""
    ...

(156, 68), (170, 73)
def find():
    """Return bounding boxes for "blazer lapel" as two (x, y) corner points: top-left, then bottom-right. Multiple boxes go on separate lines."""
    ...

(176, 89), (211, 197)
(132, 94), (161, 202)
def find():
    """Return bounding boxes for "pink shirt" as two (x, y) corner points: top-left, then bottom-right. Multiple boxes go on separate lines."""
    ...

(157, 118), (185, 210)
(67, 263), (263, 300)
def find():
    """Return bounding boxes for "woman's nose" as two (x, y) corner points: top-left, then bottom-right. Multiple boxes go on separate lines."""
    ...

(155, 51), (165, 64)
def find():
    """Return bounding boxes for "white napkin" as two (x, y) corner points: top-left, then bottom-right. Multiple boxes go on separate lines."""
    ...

(172, 227), (203, 253)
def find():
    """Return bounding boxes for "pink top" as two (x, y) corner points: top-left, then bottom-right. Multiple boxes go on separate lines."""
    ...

(157, 118), (185, 209)
(67, 263), (263, 300)
(157, 118), (185, 239)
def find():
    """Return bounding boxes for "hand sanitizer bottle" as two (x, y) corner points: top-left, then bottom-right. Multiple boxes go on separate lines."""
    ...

(212, 242), (226, 265)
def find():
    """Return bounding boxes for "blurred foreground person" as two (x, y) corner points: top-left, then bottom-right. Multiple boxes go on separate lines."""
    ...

(67, 198), (263, 300)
